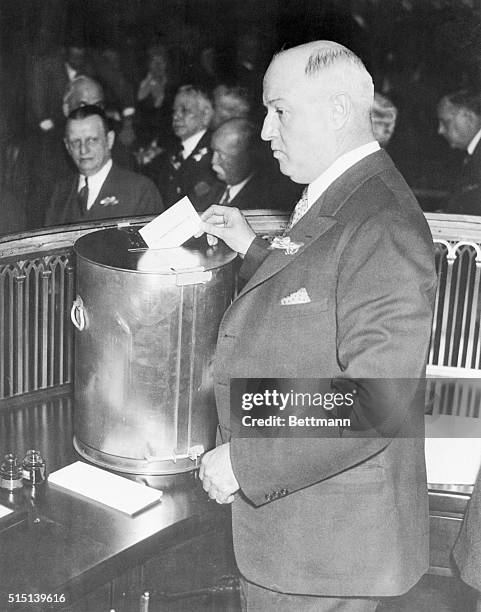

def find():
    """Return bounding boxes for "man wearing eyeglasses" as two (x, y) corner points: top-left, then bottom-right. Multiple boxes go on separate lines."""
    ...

(44, 105), (163, 226)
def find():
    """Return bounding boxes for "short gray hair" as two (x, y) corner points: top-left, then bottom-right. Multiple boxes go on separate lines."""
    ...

(303, 43), (374, 112)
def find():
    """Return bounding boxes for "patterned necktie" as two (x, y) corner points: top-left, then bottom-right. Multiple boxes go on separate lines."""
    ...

(77, 177), (89, 215)
(219, 186), (231, 205)
(283, 187), (309, 235)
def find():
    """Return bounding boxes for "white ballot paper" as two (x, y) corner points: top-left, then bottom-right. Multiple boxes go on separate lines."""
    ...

(0, 504), (13, 519)
(139, 196), (201, 249)
(49, 461), (162, 515)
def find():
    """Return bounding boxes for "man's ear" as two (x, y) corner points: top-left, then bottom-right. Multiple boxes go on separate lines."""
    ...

(202, 106), (214, 128)
(107, 130), (115, 150)
(331, 92), (351, 130)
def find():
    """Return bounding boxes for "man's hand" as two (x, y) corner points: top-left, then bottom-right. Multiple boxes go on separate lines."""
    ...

(199, 443), (239, 504)
(196, 205), (256, 255)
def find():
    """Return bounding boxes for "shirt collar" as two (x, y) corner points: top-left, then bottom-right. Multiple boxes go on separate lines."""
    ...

(226, 174), (253, 200)
(467, 128), (481, 155)
(181, 130), (207, 159)
(307, 141), (380, 208)
(65, 62), (77, 81)
(78, 159), (113, 210)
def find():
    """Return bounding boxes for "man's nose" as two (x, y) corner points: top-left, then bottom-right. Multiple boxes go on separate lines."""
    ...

(437, 123), (445, 136)
(212, 151), (220, 166)
(79, 140), (90, 155)
(261, 112), (276, 141)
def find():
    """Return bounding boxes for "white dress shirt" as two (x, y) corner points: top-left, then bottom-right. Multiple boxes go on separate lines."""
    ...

(223, 174), (253, 202)
(467, 128), (481, 156)
(307, 141), (381, 210)
(78, 159), (113, 210)
(181, 130), (207, 159)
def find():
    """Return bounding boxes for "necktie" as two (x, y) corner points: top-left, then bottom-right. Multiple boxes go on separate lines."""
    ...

(77, 177), (89, 215)
(171, 146), (184, 170)
(219, 186), (231, 205)
(284, 187), (309, 235)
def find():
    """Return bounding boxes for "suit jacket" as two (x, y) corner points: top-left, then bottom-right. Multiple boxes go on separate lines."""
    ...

(214, 150), (437, 596)
(150, 131), (218, 210)
(45, 163), (164, 226)
(453, 470), (481, 591)
(446, 142), (481, 215)
(204, 171), (301, 212)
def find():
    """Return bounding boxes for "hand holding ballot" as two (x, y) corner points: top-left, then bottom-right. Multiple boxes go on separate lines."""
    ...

(196, 205), (256, 256)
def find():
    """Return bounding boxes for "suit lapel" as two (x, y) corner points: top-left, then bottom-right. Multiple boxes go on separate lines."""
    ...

(237, 202), (337, 298)
(64, 176), (80, 220)
(235, 149), (392, 300)
(181, 131), (211, 172)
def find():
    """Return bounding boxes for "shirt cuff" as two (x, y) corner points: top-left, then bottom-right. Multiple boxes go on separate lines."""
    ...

(122, 107), (135, 117)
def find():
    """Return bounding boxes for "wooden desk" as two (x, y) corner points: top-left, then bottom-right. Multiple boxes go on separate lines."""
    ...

(0, 388), (235, 611)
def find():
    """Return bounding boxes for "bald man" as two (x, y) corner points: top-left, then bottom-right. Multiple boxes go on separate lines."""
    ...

(62, 75), (104, 116)
(208, 117), (297, 211)
(198, 41), (436, 611)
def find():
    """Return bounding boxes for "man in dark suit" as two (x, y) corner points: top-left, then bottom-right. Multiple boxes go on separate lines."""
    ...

(45, 105), (163, 226)
(148, 85), (218, 210)
(438, 90), (481, 215)
(198, 41), (437, 611)
(207, 117), (299, 211)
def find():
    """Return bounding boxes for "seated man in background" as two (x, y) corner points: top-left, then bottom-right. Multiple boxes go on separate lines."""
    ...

(437, 90), (481, 215)
(62, 75), (136, 170)
(211, 84), (252, 129)
(45, 105), (163, 226)
(371, 92), (397, 148)
(147, 85), (218, 210)
(207, 117), (299, 211)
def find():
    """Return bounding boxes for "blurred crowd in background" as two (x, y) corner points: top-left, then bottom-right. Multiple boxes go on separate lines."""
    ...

(0, 0), (480, 234)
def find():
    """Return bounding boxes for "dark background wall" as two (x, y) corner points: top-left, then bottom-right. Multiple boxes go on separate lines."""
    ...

(0, 0), (480, 216)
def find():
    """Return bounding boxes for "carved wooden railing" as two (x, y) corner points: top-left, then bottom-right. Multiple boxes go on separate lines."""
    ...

(1, 212), (481, 403)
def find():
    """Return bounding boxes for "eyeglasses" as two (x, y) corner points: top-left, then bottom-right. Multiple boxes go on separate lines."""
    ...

(66, 137), (102, 151)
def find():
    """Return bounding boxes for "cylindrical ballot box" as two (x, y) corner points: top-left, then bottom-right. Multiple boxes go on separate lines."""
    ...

(71, 228), (237, 474)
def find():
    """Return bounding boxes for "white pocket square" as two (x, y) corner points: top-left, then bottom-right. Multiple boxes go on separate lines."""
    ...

(280, 288), (311, 305)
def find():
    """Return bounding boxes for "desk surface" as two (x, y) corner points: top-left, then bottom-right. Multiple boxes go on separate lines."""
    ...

(0, 387), (479, 608)
(0, 388), (228, 610)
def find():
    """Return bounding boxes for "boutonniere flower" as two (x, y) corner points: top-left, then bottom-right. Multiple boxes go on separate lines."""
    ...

(267, 235), (304, 255)
(170, 154), (182, 170)
(99, 196), (119, 207)
(192, 147), (208, 162)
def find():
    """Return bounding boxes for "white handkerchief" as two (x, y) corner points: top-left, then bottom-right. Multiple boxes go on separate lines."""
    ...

(139, 196), (201, 249)
(280, 287), (311, 305)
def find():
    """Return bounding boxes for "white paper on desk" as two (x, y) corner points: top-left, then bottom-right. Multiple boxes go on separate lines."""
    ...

(139, 196), (201, 249)
(0, 504), (13, 519)
(49, 461), (162, 515)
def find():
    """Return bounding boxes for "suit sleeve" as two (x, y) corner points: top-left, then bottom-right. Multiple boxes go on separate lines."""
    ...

(230, 207), (436, 506)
